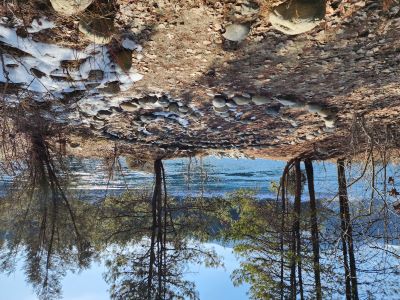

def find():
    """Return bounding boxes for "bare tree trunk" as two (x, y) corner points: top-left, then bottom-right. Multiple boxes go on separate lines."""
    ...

(339, 209), (352, 300)
(280, 160), (293, 299)
(337, 159), (359, 300)
(280, 170), (286, 300)
(289, 226), (297, 300)
(304, 159), (322, 300)
(147, 202), (156, 299)
(157, 162), (163, 300)
(294, 160), (304, 300)
(148, 159), (163, 300)
(161, 162), (168, 300)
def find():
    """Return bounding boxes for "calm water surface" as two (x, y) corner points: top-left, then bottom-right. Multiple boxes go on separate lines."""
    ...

(0, 157), (399, 300)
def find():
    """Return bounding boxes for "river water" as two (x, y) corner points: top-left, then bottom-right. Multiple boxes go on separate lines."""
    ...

(0, 156), (399, 300)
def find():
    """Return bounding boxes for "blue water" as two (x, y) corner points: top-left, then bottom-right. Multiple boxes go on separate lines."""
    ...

(1, 156), (399, 300)
(66, 156), (340, 200)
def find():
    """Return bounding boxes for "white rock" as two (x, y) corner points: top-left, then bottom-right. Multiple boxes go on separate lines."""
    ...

(213, 96), (227, 108)
(214, 106), (229, 113)
(233, 96), (251, 105)
(140, 115), (156, 123)
(178, 106), (189, 113)
(324, 117), (336, 128)
(50, 0), (93, 16)
(122, 38), (137, 50)
(306, 134), (315, 140)
(252, 95), (271, 105)
(157, 98), (170, 108)
(222, 24), (250, 41)
(226, 100), (237, 108)
(306, 103), (333, 118)
(120, 102), (139, 112)
(276, 98), (299, 107)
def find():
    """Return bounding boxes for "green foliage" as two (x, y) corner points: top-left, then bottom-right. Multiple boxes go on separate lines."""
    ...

(269, 181), (279, 194)
(98, 191), (153, 245)
(221, 190), (287, 299)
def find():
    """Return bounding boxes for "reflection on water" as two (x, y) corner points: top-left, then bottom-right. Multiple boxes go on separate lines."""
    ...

(0, 136), (400, 299)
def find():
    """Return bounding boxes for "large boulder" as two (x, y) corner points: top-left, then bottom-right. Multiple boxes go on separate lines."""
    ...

(269, 0), (326, 35)
(50, 0), (93, 16)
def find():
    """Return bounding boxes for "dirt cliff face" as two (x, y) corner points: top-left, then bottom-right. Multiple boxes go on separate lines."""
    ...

(0, 0), (399, 160)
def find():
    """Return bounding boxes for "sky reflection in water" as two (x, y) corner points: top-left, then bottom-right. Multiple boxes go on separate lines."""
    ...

(0, 157), (399, 299)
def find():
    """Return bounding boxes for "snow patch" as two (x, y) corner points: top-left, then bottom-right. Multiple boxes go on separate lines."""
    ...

(153, 112), (190, 127)
(0, 24), (143, 120)
(27, 17), (55, 33)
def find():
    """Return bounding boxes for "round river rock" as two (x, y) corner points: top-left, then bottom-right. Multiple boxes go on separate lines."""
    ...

(222, 24), (250, 42)
(50, 0), (93, 16)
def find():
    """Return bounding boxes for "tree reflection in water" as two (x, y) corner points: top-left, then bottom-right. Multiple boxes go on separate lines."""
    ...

(0, 118), (94, 299)
(222, 158), (400, 299)
(0, 115), (399, 300)
(102, 159), (221, 300)
(0, 137), (223, 300)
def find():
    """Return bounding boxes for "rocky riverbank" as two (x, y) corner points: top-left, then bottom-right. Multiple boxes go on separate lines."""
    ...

(0, 0), (399, 160)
